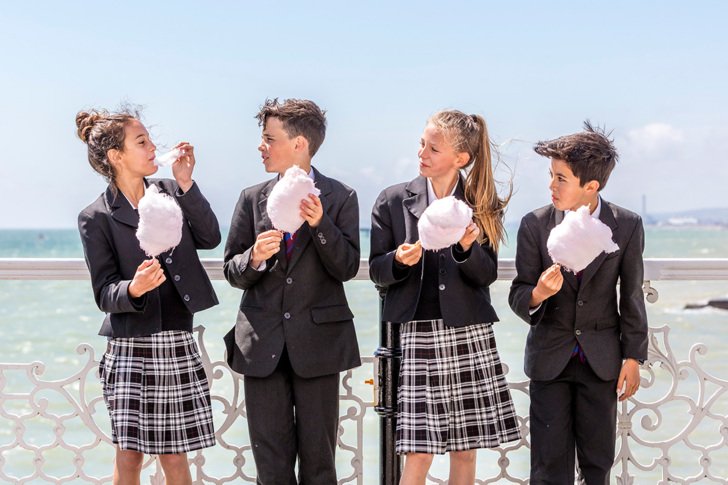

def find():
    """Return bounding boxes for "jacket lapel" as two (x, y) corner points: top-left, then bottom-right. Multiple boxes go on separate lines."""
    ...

(402, 176), (428, 242)
(286, 167), (330, 273)
(257, 178), (287, 271)
(548, 208), (579, 291)
(106, 185), (139, 229)
(579, 198), (619, 290)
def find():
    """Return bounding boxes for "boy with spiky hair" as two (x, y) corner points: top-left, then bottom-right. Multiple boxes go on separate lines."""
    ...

(509, 122), (648, 484)
(223, 98), (361, 484)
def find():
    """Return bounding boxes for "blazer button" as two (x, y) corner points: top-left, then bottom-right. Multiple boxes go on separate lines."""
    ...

(174, 275), (181, 282)
(183, 294), (190, 302)
(284, 312), (291, 320)
(165, 257), (173, 264)
(577, 300), (584, 307)
(320, 238), (327, 244)
(317, 232), (324, 238)
(286, 277), (293, 284)
(438, 284), (446, 291)
(575, 329), (582, 336)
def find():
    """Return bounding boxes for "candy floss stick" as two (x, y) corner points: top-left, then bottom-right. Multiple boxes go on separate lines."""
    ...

(155, 147), (183, 167)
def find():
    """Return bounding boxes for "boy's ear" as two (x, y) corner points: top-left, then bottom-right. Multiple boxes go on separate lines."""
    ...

(585, 179), (601, 193)
(294, 135), (309, 154)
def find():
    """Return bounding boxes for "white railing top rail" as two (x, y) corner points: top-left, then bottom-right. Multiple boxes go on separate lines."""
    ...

(2, 257), (728, 281)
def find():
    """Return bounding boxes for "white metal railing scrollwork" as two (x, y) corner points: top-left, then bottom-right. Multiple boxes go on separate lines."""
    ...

(2, 258), (728, 484)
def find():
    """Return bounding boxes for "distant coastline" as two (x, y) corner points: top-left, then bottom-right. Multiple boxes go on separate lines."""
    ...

(643, 207), (728, 228)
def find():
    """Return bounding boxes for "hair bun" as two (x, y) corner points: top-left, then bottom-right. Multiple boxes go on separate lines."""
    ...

(75, 110), (102, 142)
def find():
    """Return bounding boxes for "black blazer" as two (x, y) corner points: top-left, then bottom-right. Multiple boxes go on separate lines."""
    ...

(508, 199), (649, 381)
(223, 167), (361, 379)
(369, 176), (499, 327)
(78, 179), (220, 338)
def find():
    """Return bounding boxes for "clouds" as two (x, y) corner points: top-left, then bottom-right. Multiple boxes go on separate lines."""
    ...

(607, 122), (728, 216)
(624, 123), (685, 159)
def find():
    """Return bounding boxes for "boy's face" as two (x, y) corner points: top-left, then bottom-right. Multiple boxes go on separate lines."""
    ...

(549, 158), (599, 212)
(258, 117), (304, 175)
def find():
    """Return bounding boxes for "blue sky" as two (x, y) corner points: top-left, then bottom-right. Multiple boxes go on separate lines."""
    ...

(1, 1), (726, 228)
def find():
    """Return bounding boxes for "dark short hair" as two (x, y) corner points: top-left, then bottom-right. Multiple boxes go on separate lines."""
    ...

(255, 98), (327, 157)
(534, 121), (618, 190)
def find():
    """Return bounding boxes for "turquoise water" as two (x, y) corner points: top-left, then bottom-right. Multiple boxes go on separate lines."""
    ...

(1, 227), (727, 482)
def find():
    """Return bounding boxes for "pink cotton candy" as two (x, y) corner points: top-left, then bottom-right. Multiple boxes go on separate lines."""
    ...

(547, 205), (619, 273)
(267, 165), (321, 233)
(418, 196), (473, 250)
(136, 185), (183, 257)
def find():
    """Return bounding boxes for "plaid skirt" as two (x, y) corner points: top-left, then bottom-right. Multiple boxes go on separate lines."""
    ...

(396, 320), (521, 455)
(99, 330), (216, 455)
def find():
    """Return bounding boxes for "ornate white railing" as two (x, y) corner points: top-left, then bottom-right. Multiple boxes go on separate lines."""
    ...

(2, 258), (728, 484)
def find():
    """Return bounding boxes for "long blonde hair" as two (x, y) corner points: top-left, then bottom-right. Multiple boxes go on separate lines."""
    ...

(428, 110), (512, 251)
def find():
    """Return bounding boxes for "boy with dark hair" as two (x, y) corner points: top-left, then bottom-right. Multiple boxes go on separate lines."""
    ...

(223, 98), (361, 484)
(509, 122), (648, 484)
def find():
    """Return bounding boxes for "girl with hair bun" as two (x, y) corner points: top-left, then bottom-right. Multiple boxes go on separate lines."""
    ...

(369, 110), (520, 483)
(76, 108), (219, 483)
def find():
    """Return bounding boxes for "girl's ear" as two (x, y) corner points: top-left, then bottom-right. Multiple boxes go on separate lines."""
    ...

(107, 148), (122, 167)
(456, 151), (471, 168)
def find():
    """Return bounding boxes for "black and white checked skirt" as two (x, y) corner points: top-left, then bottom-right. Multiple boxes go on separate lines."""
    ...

(396, 320), (521, 455)
(99, 330), (216, 455)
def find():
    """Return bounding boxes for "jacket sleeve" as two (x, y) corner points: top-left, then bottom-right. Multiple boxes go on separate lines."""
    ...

(452, 239), (498, 287)
(223, 188), (269, 290)
(78, 210), (147, 314)
(508, 215), (547, 325)
(174, 181), (221, 250)
(369, 189), (411, 288)
(618, 216), (649, 360)
(308, 187), (361, 282)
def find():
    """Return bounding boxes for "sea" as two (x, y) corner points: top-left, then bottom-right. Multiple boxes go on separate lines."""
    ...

(1, 226), (727, 483)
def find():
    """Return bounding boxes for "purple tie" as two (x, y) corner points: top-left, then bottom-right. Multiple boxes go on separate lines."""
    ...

(284, 232), (297, 260)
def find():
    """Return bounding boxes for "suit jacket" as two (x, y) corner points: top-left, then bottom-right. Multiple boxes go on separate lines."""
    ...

(369, 176), (500, 327)
(508, 199), (648, 381)
(78, 179), (220, 338)
(223, 167), (361, 379)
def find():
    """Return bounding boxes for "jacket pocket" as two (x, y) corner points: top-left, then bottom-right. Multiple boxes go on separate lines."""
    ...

(596, 317), (618, 330)
(311, 305), (354, 324)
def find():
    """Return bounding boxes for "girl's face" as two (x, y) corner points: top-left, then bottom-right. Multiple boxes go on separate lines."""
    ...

(418, 124), (467, 181)
(113, 119), (158, 180)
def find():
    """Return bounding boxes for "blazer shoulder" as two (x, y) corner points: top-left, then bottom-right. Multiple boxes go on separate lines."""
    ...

(376, 181), (410, 202)
(237, 178), (275, 203)
(606, 201), (642, 223)
(520, 204), (553, 226)
(313, 169), (357, 198)
(78, 192), (108, 221)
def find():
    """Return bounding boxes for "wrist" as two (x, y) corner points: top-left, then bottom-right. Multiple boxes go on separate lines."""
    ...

(128, 281), (142, 299)
(177, 179), (193, 193)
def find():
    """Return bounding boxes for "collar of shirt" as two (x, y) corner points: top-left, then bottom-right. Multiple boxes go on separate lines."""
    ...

(566, 196), (602, 219)
(426, 177), (458, 205)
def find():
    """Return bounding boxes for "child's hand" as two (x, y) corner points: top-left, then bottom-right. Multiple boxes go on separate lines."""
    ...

(458, 222), (480, 251)
(251, 230), (283, 269)
(529, 263), (564, 308)
(617, 358), (641, 401)
(171, 142), (195, 193)
(300, 194), (323, 228)
(128, 258), (165, 298)
(395, 241), (423, 266)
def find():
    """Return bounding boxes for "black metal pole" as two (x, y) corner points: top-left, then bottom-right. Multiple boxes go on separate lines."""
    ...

(374, 292), (402, 485)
